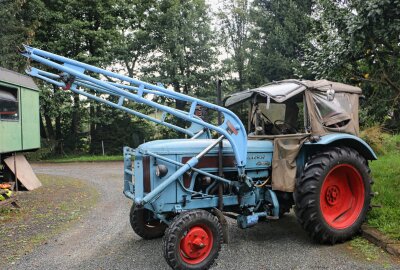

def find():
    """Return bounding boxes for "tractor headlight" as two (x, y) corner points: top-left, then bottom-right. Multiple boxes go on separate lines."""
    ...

(155, 164), (168, 178)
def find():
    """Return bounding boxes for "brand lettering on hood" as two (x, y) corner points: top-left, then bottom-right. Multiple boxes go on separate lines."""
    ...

(247, 154), (266, 160)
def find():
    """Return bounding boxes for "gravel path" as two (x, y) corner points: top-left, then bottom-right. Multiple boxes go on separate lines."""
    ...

(10, 162), (399, 270)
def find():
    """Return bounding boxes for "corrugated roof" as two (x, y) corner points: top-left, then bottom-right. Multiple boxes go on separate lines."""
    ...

(0, 67), (39, 91)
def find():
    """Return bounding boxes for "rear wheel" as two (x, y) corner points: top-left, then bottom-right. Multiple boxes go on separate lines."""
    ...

(130, 203), (167, 239)
(163, 210), (222, 270)
(294, 147), (372, 244)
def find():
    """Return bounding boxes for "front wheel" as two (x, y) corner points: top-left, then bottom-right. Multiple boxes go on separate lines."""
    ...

(163, 210), (222, 270)
(294, 147), (372, 244)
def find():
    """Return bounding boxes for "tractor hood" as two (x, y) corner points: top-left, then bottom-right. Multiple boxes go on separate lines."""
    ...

(137, 139), (273, 156)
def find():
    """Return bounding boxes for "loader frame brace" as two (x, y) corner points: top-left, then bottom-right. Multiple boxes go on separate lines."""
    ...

(21, 45), (248, 206)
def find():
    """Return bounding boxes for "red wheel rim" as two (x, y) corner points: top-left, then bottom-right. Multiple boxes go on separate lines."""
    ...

(179, 225), (213, 265)
(320, 164), (365, 229)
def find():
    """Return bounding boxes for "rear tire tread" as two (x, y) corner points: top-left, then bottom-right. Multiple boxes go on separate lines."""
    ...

(294, 147), (373, 244)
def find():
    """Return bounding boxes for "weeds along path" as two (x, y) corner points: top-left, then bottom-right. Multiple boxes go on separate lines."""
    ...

(12, 162), (133, 269)
(1, 174), (98, 264)
(11, 162), (399, 270)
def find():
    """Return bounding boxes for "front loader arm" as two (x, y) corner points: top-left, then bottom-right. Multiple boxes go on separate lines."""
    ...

(21, 45), (248, 176)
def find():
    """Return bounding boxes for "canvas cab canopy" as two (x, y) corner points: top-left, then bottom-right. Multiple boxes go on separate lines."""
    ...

(224, 79), (362, 136)
(224, 79), (363, 192)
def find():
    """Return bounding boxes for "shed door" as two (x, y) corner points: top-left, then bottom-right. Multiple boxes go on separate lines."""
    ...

(21, 88), (40, 150)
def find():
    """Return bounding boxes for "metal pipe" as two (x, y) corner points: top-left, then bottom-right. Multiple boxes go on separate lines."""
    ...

(217, 79), (224, 210)
(69, 86), (194, 136)
(23, 46), (246, 117)
(22, 46), (248, 170)
(141, 159), (198, 204)
(195, 135), (225, 160)
(191, 128), (206, 139)
(13, 152), (18, 192)
(140, 136), (226, 204)
(144, 150), (232, 185)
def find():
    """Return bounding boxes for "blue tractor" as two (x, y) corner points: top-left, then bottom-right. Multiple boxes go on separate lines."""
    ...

(22, 46), (376, 270)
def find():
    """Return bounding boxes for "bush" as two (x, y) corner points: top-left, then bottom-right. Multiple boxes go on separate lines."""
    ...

(360, 126), (387, 155)
(381, 134), (400, 154)
(24, 139), (58, 161)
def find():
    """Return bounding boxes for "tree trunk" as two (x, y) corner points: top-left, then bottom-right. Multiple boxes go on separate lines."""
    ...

(174, 82), (186, 111)
(236, 53), (245, 91)
(387, 102), (400, 131)
(89, 100), (97, 153)
(43, 111), (55, 140)
(238, 68), (244, 92)
(55, 113), (62, 154)
(173, 82), (187, 130)
(39, 113), (47, 139)
(70, 93), (80, 151)
(52, 86), (63, 154)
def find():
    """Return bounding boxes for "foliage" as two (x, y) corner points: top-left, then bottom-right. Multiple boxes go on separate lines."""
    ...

(216, 0), (313, 92)
(90, 113), (155, 155)
(0, 0), (45, 72)
(356, 130), (400, 240)
(247, 0), (313, 86)
(350, 237), (381, 261)
(216, 0), (251, 91)
(0, 0), (160, 155)
(24, 139), (58, 161)
(112, 0), (158, 77)
(33, 0), (123, 152)
(0, 0), (399, 155)
(34, 0), (121, 64)
(368, 134), (400, 240)
(147, 0), (218, 100)
(302, 0), (400, 130)
(359, 126), (387, 155)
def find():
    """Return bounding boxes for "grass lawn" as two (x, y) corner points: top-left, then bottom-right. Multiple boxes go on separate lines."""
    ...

(42, 154), (123, 163)
(365, 134), (400, 240)
(368, 152), (400, 240)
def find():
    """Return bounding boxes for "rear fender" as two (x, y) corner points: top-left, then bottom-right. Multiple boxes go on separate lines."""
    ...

(302, 133), (377, 161)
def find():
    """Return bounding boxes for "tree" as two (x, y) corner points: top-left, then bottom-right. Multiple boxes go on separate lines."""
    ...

(217, 0), (251, 91)
(32, 0), (121, 152)
(112, 0), (159, 78)
(247, 0), (313, 86)
(302, 0), (400, 129)
(147, 0), (218, 109)
(0, 0), (45, 72)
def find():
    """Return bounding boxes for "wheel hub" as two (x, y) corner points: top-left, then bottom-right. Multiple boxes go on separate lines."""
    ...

(325, 185), (340, 206)
(180, 226), (211, 260)
(320, 164), (365, 229)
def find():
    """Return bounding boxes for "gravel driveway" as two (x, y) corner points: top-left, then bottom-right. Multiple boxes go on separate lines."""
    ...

(10, 162), (399, 270)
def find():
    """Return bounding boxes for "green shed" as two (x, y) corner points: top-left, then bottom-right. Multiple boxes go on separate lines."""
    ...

(0, 67), (40, 154)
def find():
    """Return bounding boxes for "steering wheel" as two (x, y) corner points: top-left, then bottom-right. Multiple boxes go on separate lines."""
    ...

(273, 120), (298, 134)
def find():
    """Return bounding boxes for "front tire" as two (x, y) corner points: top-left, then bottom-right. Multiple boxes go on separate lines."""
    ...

(163, 210), (222, 270)
(294, 147), (372, 244)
